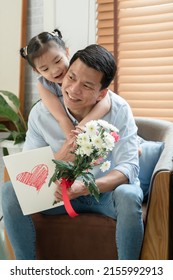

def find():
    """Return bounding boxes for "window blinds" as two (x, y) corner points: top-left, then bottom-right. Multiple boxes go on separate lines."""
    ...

(117, 0), (173, 121)
(96, 0), (115, 90)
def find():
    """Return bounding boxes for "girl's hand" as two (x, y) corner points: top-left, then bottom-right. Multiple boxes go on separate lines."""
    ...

(54, 135), (76, 162)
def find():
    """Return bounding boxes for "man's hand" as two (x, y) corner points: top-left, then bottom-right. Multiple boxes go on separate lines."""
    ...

(54, 180), (89, 202)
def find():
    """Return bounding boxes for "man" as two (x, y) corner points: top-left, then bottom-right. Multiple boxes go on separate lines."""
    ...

(2, 44), (143, 260)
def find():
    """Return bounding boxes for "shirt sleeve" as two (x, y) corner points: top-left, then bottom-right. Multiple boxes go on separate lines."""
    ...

(111, 101), (139, 184)
(38, 76), (62, 97)
(23, 102), (48, 151)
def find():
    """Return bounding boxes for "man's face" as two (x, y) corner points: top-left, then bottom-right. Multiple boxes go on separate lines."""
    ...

(61, 58), (107, 120)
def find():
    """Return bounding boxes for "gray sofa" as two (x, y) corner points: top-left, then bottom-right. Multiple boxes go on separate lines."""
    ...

(4, 117), (173, 259)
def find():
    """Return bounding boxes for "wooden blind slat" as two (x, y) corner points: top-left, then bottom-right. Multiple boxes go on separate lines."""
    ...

(118, 57), (173, 67)
(97, 3), (113, 12)
(118, 84), (173, 92)
(119, 22), (173, 34)
(97, 36), (114, 44)
(97, 28), (114, 36)
(131, 108), (173, 118)
(97, 20), (114, 28)
(128, 100), (173, 109)
(119, 39), (173, 51)
(118, 31), (173, 43)
(119, 75), (173, 83)
(119, 13), (173, 26)
(120, 91), (173, 100)
(97, 0), (113, 4)
(97, 11), (114, 20)
(118, 3), (173, 17)
(118, 0), (173, 9)
(119, 66), (173, 75)
(119, 49), (173, 59)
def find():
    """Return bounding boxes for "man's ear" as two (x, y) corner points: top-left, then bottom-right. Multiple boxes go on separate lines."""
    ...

(97, 88), (108, 101)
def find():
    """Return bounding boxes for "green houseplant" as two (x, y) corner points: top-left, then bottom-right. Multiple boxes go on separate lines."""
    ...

(0, 90), (27, 155)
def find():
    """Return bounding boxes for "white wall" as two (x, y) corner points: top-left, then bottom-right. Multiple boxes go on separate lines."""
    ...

(0, 0), (22, 96)
(43, 0), (96, 57)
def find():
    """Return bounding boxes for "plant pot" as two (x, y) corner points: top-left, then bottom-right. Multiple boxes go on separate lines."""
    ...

(0, 140), (24, 155)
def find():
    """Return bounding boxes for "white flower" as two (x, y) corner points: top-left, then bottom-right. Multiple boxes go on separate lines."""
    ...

(85, 120), (98, 137)
(104, 133), (115, 150)
(76, 132), (90, 145)
(81, 142), (93, 156)
(100, 161), (111, 172)
(97, 120), (119, 132)
(91, 135), (104, 149)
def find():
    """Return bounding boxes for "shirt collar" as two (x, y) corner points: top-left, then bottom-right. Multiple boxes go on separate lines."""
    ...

(64, 106), (78, 126)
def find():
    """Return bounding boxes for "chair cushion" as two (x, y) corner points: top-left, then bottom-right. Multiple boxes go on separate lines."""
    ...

(32, 213), (117, 260)
(138, 137), (164, 198)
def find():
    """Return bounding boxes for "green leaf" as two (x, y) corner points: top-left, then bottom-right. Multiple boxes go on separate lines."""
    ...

(48, 172), (58, 186)
(82, 172), (100, 202)
(0, 124), (9, 132)
(0, 95), (19, 123)
(11, 131), (26, 144)
(0, 90), (20, 110)
(2, 147), (9, 156)
(49, 160), (75, 186)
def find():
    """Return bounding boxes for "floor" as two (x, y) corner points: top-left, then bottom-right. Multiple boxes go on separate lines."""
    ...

(0, 133), (11, 259)
(0, 144), (4, 219)
(0, 133), (6, 218)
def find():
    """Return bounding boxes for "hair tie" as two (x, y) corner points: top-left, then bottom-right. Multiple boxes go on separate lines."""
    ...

(49, 32), (56, 37)
(49, 29), (62, 39)
(24, 46), (28, 56)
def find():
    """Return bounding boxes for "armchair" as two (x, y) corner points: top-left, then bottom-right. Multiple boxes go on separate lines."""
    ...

(4, 117), (173, 259)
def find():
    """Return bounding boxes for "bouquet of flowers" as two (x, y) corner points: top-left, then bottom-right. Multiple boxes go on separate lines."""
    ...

(49, 120), (119, 216)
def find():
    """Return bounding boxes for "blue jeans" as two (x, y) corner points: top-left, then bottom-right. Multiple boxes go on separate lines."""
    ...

(1, 181), (144, 260)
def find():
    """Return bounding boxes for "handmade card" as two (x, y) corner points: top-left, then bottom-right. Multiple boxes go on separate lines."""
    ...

(3, 146), (64, 215)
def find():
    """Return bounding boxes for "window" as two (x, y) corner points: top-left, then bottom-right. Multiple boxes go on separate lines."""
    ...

(117, 0), (173, 121)
(96, 0), (115, 91)
(97, 0), (173, 121)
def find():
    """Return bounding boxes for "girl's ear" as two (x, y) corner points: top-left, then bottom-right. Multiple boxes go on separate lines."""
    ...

(33, 67), (39, 74)
(66, 47), (70, 58)
(97, 88), (108, 101)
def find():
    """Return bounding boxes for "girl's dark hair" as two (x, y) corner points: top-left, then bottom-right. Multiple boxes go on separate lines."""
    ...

(70, 44), (117, 90)
(20, 29), (66, 69)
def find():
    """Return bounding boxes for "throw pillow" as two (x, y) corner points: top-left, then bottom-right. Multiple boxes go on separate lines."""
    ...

(138, 137), (164, 199)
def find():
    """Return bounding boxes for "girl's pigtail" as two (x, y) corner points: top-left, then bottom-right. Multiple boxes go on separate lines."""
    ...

(20, 46), (28, 59)
(52, 28), (62, 39)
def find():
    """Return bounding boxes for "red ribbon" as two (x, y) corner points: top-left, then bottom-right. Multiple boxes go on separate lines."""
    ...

(60, 178), (78, 218)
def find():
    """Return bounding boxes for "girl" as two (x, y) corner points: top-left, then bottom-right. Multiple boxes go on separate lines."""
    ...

(20, 29), (111, 138)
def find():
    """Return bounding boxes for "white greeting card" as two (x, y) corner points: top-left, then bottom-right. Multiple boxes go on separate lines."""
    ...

(3, 146), (63, 215)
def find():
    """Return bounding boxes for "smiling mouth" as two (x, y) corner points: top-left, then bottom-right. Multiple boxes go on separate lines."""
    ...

(68, 93), (81, 101)
(54, 72), (63, 79)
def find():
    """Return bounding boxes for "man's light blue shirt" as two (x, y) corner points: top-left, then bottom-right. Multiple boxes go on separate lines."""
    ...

(23, 89), (139, 186)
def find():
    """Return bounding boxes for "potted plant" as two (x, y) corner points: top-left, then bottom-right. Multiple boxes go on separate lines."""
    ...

(0, 90), (27, 155)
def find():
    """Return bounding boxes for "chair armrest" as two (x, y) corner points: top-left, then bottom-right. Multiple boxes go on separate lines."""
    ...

(135, 117), (173, 259)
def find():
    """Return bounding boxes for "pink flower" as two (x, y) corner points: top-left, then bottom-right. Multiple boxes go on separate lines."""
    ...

(93, 157), (104, 166)
(111, 131), (120, 142)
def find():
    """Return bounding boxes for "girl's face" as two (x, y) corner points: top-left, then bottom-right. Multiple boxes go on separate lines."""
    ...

(34, 43), (69, 84)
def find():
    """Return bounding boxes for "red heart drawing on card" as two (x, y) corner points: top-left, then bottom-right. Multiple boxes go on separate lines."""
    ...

(16, 164), (49, 191)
